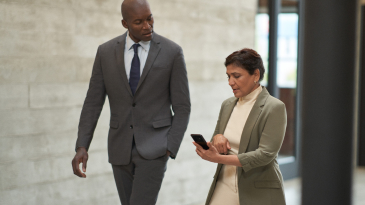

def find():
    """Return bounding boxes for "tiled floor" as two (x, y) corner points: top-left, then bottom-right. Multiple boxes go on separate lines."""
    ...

(195, 167), (365, 205)
(284, 167), (365, 205)
(354, 167), (365, 205)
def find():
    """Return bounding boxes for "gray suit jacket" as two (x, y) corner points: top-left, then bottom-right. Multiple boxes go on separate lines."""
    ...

(206, 87), (286, 205)
(76, 32), (191, 165)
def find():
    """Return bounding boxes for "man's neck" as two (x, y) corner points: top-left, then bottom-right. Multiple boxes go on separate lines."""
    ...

(129, 32), (140, 43)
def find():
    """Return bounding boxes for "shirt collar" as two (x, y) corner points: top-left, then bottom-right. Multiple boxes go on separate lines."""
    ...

(126, 31), (151, 52)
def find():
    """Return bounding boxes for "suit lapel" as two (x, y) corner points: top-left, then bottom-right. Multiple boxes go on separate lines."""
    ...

(135, 35), (161, 94)
(115, 32), (133, 97)
(238, 87), (269, 154)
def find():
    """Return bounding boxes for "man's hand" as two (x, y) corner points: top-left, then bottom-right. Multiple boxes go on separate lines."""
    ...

(166, 150), (171, 157)
(72, 147), (88, 178)
(212, 134), (231, 154)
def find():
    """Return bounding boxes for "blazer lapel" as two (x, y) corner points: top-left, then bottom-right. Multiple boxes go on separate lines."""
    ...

(238, 87), (270, 154)
(236, 87), (269, 179)
(213, 98), (237, 181)
(135, 34), (161, 94)
(219, 98), (238, 134)
(115, 32), (133, 97)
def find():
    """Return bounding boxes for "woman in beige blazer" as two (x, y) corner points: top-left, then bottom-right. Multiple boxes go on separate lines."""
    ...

(193, 48), (287, 205)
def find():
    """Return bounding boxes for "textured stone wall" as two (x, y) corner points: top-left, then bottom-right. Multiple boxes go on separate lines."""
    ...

(0, 0), (256, 204)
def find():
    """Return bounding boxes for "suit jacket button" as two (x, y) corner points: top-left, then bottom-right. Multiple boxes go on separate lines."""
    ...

(132, 103), (136, 107)
(130, 125), (133, 129)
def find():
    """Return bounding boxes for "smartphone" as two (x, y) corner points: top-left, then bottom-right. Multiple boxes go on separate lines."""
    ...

(191, 134), (209, 150)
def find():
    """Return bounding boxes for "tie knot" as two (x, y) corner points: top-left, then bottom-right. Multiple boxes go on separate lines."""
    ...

(132, 44), (140, 54)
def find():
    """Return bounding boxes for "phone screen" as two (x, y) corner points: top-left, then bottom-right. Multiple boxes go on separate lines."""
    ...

(191, 134), (209, 150)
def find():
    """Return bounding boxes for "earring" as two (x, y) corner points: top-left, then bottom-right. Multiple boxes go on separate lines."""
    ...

(254, 81), (257, 84)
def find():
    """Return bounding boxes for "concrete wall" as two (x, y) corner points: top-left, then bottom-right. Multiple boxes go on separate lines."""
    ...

(0, 0), (256, 204)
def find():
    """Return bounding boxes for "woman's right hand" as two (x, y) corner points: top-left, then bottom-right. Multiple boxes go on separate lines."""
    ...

(212, 134), (231, 154)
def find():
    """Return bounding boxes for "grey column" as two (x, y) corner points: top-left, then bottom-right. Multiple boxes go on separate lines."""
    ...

(301, 0), (357, 205)
(359, 5), (365, 166)
(267, 0), (280, 98)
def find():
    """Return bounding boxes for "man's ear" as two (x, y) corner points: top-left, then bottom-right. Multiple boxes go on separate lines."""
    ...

(121, 19), (128, 29)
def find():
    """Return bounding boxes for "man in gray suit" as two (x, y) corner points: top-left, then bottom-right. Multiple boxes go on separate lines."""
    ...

(71, 0), (190, 204)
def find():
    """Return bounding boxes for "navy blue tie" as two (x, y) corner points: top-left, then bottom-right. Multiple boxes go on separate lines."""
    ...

(129, 44), (141, 95)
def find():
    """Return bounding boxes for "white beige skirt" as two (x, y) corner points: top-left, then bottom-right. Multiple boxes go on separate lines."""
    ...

(209, 164), (239, 205)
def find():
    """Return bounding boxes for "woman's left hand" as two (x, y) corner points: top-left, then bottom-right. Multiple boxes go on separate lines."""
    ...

(193, 142), (221, 163)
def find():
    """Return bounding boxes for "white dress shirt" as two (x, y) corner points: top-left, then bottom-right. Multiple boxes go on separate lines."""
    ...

(124, 32), (151, 80)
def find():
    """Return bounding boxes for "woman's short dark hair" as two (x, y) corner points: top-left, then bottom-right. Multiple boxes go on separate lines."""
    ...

(224, 48), (265, 81)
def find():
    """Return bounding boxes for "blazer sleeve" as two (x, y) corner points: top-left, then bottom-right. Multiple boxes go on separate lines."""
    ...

(237, 102), (287, 173)
(75, 46), (107, 151)
(167, 46), (191, 158)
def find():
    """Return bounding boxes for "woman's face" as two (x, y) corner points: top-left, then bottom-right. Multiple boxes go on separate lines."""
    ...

(226, 64), (260, 98)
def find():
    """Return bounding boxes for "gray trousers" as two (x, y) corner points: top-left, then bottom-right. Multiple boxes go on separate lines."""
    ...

(112, 141), (169, 205)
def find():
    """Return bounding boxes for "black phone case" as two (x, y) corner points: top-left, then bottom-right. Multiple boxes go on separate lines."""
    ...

(191, 134), (209, 150)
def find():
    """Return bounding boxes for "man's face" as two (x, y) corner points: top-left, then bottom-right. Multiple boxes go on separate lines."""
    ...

(122, 6), (154, 42)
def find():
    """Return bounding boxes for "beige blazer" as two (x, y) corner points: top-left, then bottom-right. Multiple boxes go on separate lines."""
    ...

(205, 87), (287, 205)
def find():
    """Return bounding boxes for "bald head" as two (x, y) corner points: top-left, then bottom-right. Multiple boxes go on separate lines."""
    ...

(121, 0), (154, 42)
(122, 0), (150, 21)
